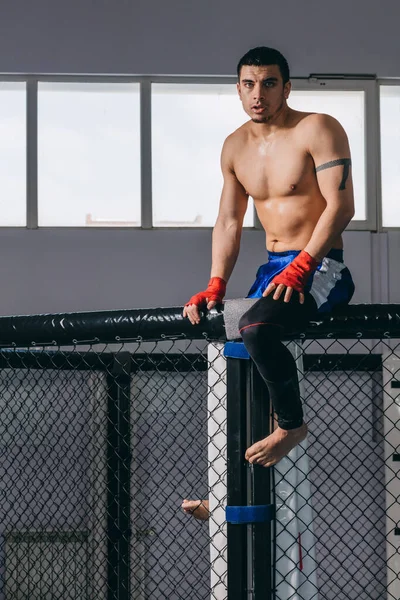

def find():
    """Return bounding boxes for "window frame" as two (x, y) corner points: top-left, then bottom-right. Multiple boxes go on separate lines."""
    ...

(0, 78), (29, 227)
(36, 75), (143, 229)
(0, 74), (381, 231)
(377, 78), (400, 232)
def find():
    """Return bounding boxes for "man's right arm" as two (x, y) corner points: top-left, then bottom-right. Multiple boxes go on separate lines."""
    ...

(210, 137), (249, 282)
(183, 137), (249, 324)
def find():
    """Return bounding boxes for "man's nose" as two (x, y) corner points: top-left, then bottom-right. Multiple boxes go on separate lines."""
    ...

(253, 85), (265, 100)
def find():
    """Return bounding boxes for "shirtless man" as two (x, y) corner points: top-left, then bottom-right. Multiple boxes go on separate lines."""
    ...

(183, 46), (355, 470)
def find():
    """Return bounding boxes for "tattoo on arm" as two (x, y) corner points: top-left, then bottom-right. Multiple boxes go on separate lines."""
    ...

(315, 158), (352, 190)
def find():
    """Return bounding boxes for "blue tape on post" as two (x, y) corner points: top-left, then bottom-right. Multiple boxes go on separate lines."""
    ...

(225, 504), (275, 524)
(224, 342), (250, 360)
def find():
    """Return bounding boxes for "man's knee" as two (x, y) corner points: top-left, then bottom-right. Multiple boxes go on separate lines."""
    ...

(239, 306), (283, 349)
(239, 297), (284, 336)
(238, 307), (259, 338)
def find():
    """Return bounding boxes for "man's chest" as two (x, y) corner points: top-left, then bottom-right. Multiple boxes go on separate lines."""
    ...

(233, 137), (315, 199)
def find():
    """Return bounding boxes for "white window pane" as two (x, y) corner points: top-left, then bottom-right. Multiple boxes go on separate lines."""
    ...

(0, 83), (26, 226)
(289, 89), (366, 221)
(152, 84), (365, 228)
(38, 82), (140, 227)
(380, 86), (400, 227)
(152, 84), (254, 227)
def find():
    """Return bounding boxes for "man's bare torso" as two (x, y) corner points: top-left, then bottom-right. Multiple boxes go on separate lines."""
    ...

(230, 109), (343, 252)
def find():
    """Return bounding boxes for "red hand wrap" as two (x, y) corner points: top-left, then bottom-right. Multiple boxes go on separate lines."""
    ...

(272, 250), (319, 293)
(185, 277), (226, 308)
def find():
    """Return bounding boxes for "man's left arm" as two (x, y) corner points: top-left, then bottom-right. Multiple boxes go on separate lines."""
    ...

(265, 114), (355, 303)
(303, 113), (355, 262)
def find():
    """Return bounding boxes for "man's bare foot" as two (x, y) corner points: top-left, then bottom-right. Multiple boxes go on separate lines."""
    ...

(181, 499), (210, 521)
(245, 423), (308, 467)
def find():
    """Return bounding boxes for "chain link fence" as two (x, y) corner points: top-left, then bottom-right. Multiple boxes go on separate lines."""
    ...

(0, 306), (397, 599)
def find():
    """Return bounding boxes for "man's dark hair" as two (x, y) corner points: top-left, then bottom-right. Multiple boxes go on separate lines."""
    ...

(237, 47), (290, 84)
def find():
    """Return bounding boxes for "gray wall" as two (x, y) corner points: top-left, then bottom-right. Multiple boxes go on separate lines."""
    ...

(0, 0), (399, 316)
(0, 0), (399, 77)
(0, 229), (387, 316)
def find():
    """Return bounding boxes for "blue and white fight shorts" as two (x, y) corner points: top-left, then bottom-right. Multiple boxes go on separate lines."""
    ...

(247, 249), (355, 315)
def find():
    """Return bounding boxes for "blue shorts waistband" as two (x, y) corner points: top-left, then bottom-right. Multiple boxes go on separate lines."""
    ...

(267, 248), (344, 263)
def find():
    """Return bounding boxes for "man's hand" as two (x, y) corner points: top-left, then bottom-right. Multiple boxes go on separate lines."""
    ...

(263, 251), (319, 305)
(263, 282), (305, 304)
(181, 499), (210, 521)
(183, 299), (218, 325)
(183, 277), (226, 325)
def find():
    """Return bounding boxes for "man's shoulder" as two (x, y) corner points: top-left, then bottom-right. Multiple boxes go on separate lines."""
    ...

(222, 122), (249, 154)
(296, 112), (345, 136)
(295, 112), (350, 157)
(226, 121), (249, 143)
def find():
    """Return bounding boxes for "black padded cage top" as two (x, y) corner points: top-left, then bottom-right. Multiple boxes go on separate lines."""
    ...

(0, 303), (399, 346)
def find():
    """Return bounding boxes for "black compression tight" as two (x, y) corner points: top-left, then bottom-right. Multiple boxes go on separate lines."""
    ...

(238, 292), (318, 430)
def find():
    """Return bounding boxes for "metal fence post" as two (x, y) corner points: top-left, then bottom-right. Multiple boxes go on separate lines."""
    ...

(107, 354), (132, 600)
(226, 345), (273, 600)
(248, 362), (273, 600)
(226, 356), (248, 599)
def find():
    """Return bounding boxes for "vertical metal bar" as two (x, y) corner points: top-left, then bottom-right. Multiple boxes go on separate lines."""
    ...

(245, 367), (254, 599)
(118, 371), (131, 600)
(107, 376), (119, 600)
(374, 79), (383, 233)
(226, 357), (248, 600)
(249, 362), (272, 600)
(26, 79), (38, 229)
(140, 79), (152, 229)
(365, 79), (379, 231)
(107, 354), (132, 600)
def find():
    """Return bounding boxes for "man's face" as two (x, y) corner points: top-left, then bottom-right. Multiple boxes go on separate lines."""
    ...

(237, 64), (291, 123)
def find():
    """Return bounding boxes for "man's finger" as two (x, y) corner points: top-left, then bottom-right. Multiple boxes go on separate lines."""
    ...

(184, 304), (200, 325)
(273, 284), (285, 300)
(262, 283), (276, 297)
(284, 287), (293, 303)
(299, 292), (305, 305)
(191, 308), (201, 324)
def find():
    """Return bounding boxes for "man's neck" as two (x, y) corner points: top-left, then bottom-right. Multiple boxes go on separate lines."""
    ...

(249, 105), (292, 137)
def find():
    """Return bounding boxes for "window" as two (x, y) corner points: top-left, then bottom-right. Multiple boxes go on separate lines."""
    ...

(152, 83), (254, 227)
(380, 85), (400, 227)
(0, 76), (383, 230)
(38, 82), (141, 227)
(0, 83), (26, 226)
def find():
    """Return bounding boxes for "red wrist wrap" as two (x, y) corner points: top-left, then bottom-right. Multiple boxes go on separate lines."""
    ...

(185, 277), (227, 308)
(272, 250), (319, 293)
